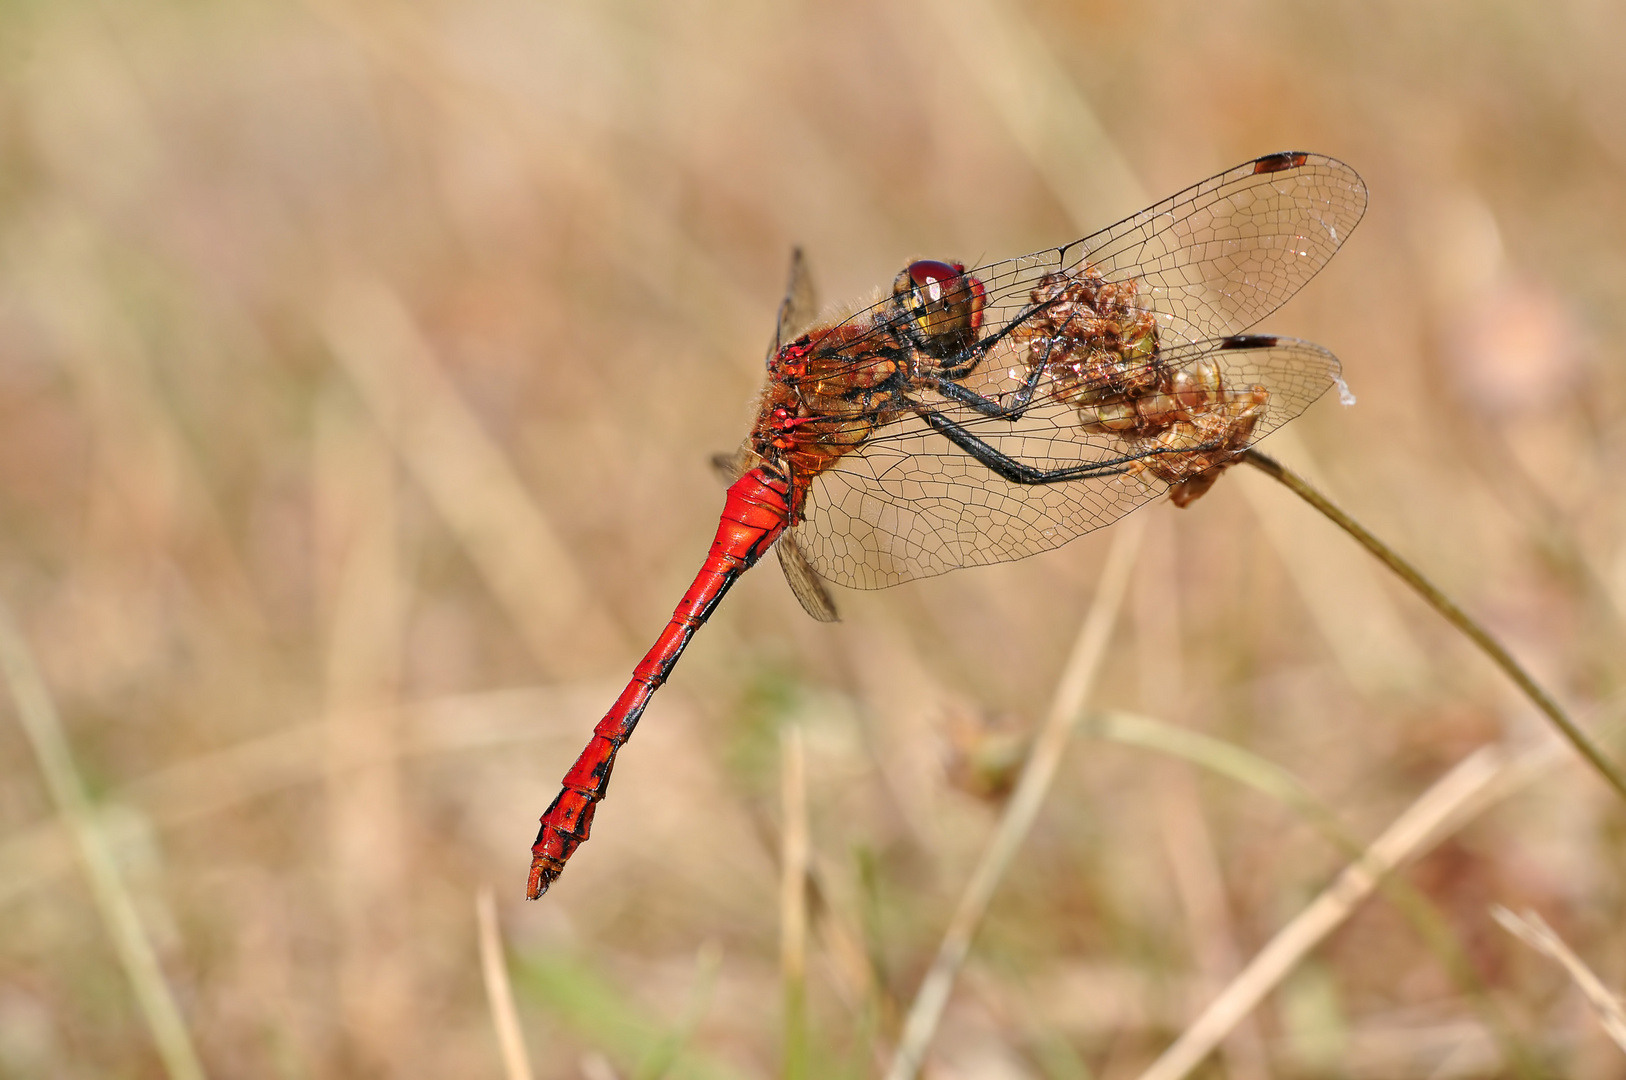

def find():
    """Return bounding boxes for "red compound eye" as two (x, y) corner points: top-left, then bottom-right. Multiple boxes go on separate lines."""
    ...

(894, 259), (985, 356)
(905, 260), (964, 298)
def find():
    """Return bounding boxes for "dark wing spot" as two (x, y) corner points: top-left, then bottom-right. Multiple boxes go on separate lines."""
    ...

(1252, 152), (1309, 174)
(1218, 334), (1280, 349)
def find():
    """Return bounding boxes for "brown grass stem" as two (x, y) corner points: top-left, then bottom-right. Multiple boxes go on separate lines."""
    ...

(300, 0), (767, 343)
(0, 684), (619, 908)
(1092, 709), (1539, 1075)
(911, 0), (1148, 223)
(779, 724), (811, 1080)
(317, 387), (415, 1066)
(885, 516), (1144, 1080)
(1492, 906), (1626, 1054)
(476, 887), (537, 1080)
(1134, 520), (1272, 1080)
(1242, 449), (1626, 806)
(1136, 743), (1510, 1080)
(0, 606), (208, 1080)
(322, 279), (627, 678)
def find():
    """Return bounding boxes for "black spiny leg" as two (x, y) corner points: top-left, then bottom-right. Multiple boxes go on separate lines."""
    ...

(921, 299), (1090, 419)
(926, 361), (1050, 419)
(918, 410), (1135, 485)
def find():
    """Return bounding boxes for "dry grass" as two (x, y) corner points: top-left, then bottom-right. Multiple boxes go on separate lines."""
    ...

(888, 516), (1143, 1080)
(478, 885), (538, 1080)
(2, 1), (1626, 1077)
(1492, 906), (1626, 1054)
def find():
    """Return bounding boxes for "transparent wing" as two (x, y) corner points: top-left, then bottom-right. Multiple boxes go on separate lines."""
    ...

(798, 337), (1341, 589)
(710, 446), (756, 483)
(1045, 151), (1365, 347)
(776, 529), (840, 622)
(811, 152), (1365, 366)
(773, 247), (820, 357)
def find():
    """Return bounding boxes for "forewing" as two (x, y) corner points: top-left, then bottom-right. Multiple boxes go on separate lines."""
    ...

(773, 247), (820, 356)
(808, 153), (1365, 368)
(797, 338), (1341, 589)
(1049, 152), (1365, 346)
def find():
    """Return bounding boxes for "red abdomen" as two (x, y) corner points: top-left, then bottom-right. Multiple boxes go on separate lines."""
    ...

(527, 467), (792, 898)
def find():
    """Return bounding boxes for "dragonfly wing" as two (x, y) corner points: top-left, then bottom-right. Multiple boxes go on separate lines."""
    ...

(811, 153), (1365, 364)
(799, 337), (1341, 589)
(711, 445), (758, 484)
(1066, 153), (1366, 346)
(966, 154), (1366, 353)
(772, 247), (821, 357)
(777, 528), (841, 622)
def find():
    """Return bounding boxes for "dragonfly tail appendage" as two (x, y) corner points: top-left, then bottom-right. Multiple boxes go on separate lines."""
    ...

(527, 467), (792, 899)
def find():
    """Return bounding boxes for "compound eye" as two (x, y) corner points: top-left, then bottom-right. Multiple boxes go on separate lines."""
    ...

(906, 260), (961, 296)
(893, 259), (986, 356)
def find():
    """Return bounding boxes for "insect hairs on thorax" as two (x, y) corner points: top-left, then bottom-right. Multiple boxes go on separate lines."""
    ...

(750, 262), (986, 510)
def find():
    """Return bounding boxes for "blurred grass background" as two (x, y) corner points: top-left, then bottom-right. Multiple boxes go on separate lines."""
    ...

(2, 0), (1625, 1077)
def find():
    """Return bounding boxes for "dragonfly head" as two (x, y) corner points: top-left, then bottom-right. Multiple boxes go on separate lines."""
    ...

(892, 260), (986, 358)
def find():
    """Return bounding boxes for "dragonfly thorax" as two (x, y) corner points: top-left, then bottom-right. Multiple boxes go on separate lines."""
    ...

(752, 323), (909, 513)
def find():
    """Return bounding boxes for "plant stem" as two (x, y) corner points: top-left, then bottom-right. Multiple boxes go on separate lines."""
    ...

(1241, 449), (1626, 805)
(0, 606), (208, 1080)
(476, 887), (537, 1080)
(885, 516), (1143, 1080)
(780, 725), (810, 1080)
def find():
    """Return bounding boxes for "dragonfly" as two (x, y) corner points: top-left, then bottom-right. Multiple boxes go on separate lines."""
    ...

(528, 151), (1368, 899)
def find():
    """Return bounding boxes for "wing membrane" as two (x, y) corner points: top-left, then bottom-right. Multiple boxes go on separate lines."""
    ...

(808, 153), (1365, 373)
(776, 529), (841, 622)
(774, 247), (821, 355)
(1048, 153), (1366, 347)
(799, 337), (1341, 589)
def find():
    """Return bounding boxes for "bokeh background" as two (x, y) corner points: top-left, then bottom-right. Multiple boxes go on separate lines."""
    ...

(2, 0), (1625, 1077)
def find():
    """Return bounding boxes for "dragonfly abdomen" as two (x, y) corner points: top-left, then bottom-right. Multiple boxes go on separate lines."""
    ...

(526, 467), (792, 899)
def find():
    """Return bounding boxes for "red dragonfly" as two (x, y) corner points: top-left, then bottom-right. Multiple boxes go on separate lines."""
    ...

(528, 152), (1368, 898)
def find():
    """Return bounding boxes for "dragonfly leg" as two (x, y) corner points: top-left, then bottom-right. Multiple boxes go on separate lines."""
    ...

(921, 302), (1085, 419)
(926, 366), (1048, 418)
(918, 408), (1140, 485)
